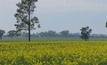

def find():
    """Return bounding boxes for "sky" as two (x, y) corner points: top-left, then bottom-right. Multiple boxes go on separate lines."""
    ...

(0, 0), (107, 34)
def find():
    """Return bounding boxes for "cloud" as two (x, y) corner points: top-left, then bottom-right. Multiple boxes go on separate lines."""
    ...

(36, 0), (107, 14)
(0, 0), (107, 14)
(68, 0), (107, 12)
(36, 0), (67, 13)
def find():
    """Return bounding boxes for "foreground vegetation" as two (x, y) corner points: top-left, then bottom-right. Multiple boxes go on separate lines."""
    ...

(0, 41), (107, 65)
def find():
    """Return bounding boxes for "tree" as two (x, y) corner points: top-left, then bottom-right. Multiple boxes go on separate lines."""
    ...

(80, 26), (92, 41)
(60, 30), (69, 37)
(14, 0), (40, 41)
(47, 31), (56, 37)
(106, 22), (107, 28)
(0, 29), (5, 39)
(38, 31), (57, 37)
(8, 30), (16, 38)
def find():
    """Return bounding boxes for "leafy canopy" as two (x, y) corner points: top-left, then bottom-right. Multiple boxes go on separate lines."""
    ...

(14, 0), (40, 32)
(80, 26), (92, 41)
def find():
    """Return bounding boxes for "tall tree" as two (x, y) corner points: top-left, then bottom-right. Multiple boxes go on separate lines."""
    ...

(0, 29), (5, 39)
(14, 0), (40, 41)
(80, 26), (92, 41)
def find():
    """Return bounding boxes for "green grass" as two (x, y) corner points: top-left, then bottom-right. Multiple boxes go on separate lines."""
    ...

(1, 37), (107, 42)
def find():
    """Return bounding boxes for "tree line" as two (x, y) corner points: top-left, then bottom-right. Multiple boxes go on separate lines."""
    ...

(0, 29), (107, 41)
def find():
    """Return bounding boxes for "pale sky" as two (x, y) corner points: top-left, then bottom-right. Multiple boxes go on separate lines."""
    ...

(0, 0), (107, 34)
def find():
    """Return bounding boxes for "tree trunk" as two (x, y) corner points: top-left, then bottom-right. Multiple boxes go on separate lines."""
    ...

(28, 25), (30, 42)
(28, 4), (31, 42)
(0, 36), (2, 39)
(85, 38), (87, 41)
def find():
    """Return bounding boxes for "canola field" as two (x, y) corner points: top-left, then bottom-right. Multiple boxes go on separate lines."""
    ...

(0, 41), (107, 65)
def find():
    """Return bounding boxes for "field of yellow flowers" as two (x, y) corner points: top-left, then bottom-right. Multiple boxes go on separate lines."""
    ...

(0, 41), (107, 65)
